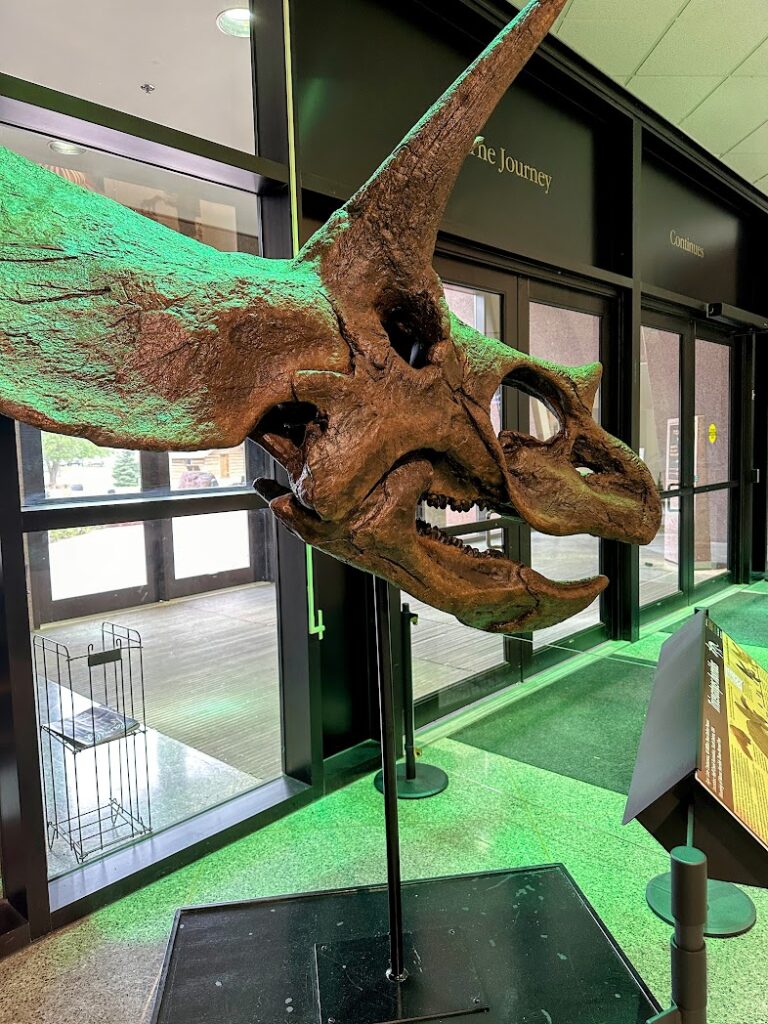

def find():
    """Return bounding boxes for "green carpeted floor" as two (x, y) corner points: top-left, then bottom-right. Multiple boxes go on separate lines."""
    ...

(663, 591), (768, 648)
(454, 655), (656, 794)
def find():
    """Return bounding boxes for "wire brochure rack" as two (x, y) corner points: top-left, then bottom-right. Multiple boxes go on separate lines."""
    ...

(33, 622), (152, 864)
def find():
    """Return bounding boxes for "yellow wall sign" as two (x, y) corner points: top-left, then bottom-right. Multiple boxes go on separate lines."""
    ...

(708, 422), (718, 444)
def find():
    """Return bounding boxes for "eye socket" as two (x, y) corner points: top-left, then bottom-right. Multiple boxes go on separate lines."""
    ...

(255, 402), (326, 449)
(378, 290), (443, 369)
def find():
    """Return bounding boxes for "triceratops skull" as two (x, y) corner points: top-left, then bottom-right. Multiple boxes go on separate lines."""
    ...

(0, 0), (660, 634)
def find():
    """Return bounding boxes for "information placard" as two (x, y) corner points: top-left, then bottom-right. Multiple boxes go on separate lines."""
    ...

(625, 609), (768, 887)
(698, 620), (768, 851)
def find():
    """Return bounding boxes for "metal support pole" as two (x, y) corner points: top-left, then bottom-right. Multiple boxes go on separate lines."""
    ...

(401, 605), (418, 781)
(373, 576), (407, 984)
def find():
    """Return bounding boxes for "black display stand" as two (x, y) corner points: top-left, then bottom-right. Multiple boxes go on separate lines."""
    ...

(151, 577), (660, 1024)
(373, 602), (449, 800)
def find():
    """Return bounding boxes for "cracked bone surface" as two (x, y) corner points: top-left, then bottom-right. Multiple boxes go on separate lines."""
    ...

(0, 0), (660, 633)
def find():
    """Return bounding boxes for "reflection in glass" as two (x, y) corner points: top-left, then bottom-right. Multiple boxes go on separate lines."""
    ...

(694, 489), (730, 585)
(1, 123), (259, 254)
(640, 327), (681, 493)
(169, 445), (248, 491)
(28, 510), (281, 878)
(37, 434), (142, 501)
(529, 302), (602, 643)
(640, 500), (680, 606)
(695, 340), (730, 488)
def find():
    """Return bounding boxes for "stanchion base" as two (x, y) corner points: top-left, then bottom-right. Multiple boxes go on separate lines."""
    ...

(373, 762), (449, 800)
(646, 873), (757, 937)
(316, 927), (487, 1023)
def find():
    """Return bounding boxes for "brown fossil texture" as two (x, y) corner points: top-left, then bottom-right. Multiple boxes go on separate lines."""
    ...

(0, 0), (660, 633)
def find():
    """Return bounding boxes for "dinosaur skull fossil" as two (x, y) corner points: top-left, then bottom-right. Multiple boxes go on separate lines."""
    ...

(0, 0), (660, 634)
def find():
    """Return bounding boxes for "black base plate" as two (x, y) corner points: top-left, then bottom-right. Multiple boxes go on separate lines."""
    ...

(152, 867), (660, 1024)
(316, 927), (487, 1023)
(373, 763), (450, 799)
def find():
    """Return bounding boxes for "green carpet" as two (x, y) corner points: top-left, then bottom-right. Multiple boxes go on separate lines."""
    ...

(662, 592), (768, 649)
(454, 656), (656, 794)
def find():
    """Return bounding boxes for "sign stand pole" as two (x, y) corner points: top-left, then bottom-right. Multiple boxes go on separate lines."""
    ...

(648, 845), (709, 1024)
(646, 802), (757, 939)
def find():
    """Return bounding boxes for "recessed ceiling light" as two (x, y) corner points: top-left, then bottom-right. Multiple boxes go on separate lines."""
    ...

(48, 140), (86, 156)
(216, 7), (252, 37)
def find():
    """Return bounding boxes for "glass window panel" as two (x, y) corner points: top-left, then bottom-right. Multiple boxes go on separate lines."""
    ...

(694, 489), (730, 586)
(172, 511), (250, 579)
(48, 523), (148, 601)
(640, 499), (680, 606)
(28, 509), (280, 879)
(529, 301), (602, 643)
(695, 340), (730, 487)
(640, 327), (681, 493)
(0, 3), (255, 152)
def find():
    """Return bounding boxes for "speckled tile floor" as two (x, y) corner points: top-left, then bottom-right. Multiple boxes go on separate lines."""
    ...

(2, 592), (768, 1024)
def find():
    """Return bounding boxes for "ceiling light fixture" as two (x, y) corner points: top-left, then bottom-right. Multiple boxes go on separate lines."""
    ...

(216, 7), (252, 37)
(48, 140), (86, 156)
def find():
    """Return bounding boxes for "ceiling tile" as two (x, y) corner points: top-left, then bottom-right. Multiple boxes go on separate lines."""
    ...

(627, 75), (721, 123)
(558, 19), (669, 77)
(638, 0), (768, 76)
(721, 151), (768, 182)
(564, 0), (686, 20)
(734, 37), (768, 76)
(680, 76), (768, 153)
(731, 120), (768, 154)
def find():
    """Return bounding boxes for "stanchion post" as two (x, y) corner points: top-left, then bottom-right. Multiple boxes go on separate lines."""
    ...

(373, 576), (408, 984)
(401, 604), (418, 782)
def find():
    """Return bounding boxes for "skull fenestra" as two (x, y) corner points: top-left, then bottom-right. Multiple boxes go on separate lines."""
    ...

(0, 0), (660, 634)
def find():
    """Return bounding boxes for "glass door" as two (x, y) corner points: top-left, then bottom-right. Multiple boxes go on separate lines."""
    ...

(411, 256), (523, 720)
(639, 312), (735, 620)
(517, 281), (610, 670)
(639, 321), (683, 610)
(692, 333), (733, 590)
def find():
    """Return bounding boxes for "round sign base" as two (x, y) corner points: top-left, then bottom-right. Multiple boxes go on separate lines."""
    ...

(374, 762), (449, 800)
(646, 872), (757, 938)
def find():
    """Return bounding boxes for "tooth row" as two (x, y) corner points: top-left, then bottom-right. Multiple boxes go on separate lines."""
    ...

(415, 519), (506, 559)
(421, 493), (494, 513)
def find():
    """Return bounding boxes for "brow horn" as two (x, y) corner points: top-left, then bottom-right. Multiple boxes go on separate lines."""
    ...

(301, 0), (567, 293)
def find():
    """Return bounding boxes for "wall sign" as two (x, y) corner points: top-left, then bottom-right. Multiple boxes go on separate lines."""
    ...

(471, 137), (553, 194)
(640, 157), (745, 305)
(294, 0), (601, 269)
